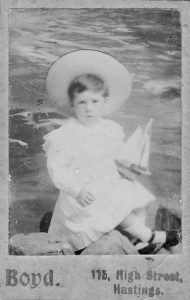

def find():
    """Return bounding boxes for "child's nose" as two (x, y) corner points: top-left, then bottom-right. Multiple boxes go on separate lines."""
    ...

(86, 102), (93, 111)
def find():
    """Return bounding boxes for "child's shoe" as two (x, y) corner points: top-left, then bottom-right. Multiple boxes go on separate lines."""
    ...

(135, 241), (159, 255)
(162, 230), (181, 249)
(148, 230), (181, 248)
(134, 230), (181, 255)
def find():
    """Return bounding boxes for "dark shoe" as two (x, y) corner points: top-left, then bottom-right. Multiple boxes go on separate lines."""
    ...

(134, 230), (181, 254)
(134, 237), (158, 255)
(134, 239), (159, 255)
(163, 230), (181, 249)
(137, 243), (158, 255)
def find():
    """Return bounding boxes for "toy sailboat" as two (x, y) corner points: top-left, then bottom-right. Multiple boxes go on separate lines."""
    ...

(123, 118), (153, 175)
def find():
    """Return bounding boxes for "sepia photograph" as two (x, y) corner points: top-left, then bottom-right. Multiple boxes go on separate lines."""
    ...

(8, 8), (182, 256)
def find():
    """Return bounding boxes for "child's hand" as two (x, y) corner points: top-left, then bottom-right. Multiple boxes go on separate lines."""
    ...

(116, 162), (136, 181)
(76, 188), (96, 207)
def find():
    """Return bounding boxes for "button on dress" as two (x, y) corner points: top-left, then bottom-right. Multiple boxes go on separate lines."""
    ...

(43, 118), (155, 251)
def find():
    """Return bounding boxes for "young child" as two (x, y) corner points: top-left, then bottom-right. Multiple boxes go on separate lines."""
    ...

(43, 50), (180, 254)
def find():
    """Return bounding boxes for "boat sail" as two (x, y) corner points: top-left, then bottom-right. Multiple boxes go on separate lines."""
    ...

(122, 119), (153, 175)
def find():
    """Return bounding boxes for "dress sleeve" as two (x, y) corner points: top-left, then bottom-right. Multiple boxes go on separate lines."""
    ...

(111, 122), (131, 167)
(43, 130), (82, 198)
(108, 121), (126, 159)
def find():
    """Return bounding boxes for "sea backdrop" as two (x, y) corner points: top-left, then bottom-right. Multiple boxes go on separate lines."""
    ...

(9, 9), (181, 238)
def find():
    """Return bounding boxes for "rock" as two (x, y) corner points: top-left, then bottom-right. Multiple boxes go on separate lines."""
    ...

(81, 230), (138, 255)
(9, 233), (65, 256)
(154, 206), (181, 254)
(156, 243), (182, 255)
(144, 79), (180, 98)
(9, 230), (138, 256)
(155, 206), (181, 231)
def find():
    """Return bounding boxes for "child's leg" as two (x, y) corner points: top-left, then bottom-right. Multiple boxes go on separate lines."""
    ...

(120, 213), (152, 242)
(132, 207), (146, 225)
(119, 212), (180, 253)
(120, 212), (169, 244)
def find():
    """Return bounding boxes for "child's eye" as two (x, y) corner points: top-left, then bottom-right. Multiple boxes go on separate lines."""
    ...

(78, 100), (85, 105)
(93, 100), (99, 103)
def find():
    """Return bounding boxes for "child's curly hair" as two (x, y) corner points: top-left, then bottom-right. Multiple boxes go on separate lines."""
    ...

(68, 74), (109, 103)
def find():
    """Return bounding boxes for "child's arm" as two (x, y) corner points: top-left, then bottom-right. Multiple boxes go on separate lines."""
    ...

(116, 160), (139, 180)
(44, 135), (82, 198)
(44, 132), (96, 204)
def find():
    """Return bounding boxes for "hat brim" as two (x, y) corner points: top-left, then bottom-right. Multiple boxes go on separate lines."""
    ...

(46, 50), (132, 116)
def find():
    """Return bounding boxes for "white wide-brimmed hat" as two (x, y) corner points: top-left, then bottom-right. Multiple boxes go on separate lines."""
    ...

(46, 50), (132, 116)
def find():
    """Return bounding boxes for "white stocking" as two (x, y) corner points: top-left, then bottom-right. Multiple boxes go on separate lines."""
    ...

(120, 213), (152, 242)
(120, 213), (167, 244)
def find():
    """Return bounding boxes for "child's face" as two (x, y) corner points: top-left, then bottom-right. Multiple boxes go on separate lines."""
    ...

(72, 90), (107, 125)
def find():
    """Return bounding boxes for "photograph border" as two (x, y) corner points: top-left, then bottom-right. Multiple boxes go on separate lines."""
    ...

(0, 1), (190, 299)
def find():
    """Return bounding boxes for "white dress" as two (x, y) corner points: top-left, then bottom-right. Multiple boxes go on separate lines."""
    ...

(43, 117), (155, 251)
